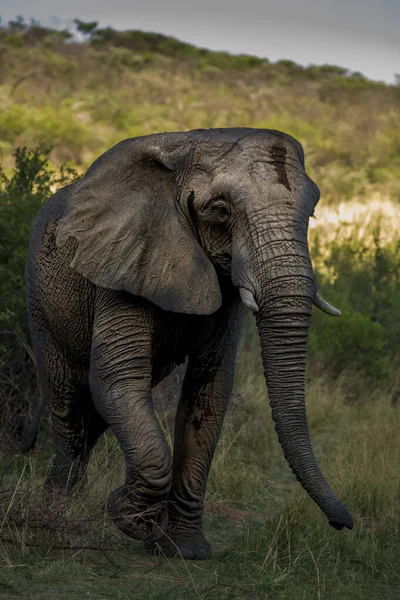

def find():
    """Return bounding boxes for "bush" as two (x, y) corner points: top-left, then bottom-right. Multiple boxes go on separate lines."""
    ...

(0, 147), (78, 331)
(309, 228), (400, 383)
(0, 147), (78, 441)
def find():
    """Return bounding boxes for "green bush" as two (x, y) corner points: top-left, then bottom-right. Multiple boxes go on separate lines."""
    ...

(0, 147), (78, 332)
(0, 103), (96, 162)
(0, 148), (78, 439)
(309, 228), (400, 382)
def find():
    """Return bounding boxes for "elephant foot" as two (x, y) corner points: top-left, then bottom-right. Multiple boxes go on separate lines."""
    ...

(144, 529), (211, 560)
(107, 486), (168, 542)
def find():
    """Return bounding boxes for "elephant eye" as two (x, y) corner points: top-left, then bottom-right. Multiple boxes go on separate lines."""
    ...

(210, 199), (230, 223)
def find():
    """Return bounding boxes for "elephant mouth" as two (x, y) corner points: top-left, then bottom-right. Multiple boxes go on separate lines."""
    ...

(211, 252), (232, 276)
(239, 287), (341, 317)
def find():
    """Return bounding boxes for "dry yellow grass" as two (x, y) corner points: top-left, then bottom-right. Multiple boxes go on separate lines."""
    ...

(310, 193), (400, 247)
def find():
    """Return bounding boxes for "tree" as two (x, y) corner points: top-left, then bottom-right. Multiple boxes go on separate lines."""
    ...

(74, 19), (98, 39)
(8, 16), (26, 31)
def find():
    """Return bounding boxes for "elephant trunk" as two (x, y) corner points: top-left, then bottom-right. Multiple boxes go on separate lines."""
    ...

(238, 236), (353, 529)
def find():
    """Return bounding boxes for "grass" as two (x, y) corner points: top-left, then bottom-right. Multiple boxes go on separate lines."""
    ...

(309, 195), (399, 247)
(0, 317), (399, 599)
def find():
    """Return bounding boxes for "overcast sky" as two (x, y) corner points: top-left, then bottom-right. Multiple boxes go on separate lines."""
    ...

(0, 0), (399, 83)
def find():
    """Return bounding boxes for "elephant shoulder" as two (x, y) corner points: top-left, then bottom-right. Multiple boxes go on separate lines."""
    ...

(27, 184), (76, 260)
(31, 183), (76, 234)
(25, 183), (95, 359)
(25, 183), (93, 299)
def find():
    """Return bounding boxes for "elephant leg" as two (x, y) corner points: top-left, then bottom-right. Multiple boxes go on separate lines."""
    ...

(46, 385), (108, 495)
(89, 293), (172, 542)
(147, 300), (243, 559)
(37, 342), (108, 495)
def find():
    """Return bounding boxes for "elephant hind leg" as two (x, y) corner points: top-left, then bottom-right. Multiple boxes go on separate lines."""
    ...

(45, 379), (108, 495)
(32, 336), (108, 495)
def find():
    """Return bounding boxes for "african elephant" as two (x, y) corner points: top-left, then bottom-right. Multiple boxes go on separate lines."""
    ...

(24, 128), (353, 560)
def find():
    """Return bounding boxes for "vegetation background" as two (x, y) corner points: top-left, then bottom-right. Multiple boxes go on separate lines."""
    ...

(0, 17), (399, 599)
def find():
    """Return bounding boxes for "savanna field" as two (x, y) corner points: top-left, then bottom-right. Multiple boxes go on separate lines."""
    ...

(0, 20), (400, 599)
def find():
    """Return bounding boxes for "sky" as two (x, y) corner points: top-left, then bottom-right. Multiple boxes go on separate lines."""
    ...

(0, 0), (399, 84)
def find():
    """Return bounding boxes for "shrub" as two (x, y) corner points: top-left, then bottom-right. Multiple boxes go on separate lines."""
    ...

(0, 147), (78, 441)
(0, 147), (78, 331)
(309, 228), (400, 383)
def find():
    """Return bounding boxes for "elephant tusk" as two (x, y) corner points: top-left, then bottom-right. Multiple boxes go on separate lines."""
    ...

(239, 287), (259, 313)
(314, 291), (341, 317)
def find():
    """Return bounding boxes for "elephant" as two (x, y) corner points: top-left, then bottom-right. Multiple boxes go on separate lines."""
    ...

(23, 127), (353, 560)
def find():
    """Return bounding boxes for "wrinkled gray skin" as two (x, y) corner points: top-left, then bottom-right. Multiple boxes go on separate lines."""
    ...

(24, 128), (353, 560)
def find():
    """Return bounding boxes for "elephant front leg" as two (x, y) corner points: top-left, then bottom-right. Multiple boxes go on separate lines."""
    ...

(90, 370), (173, 542)
(147, 325), (239, 559)
(89, 299), (172, 542)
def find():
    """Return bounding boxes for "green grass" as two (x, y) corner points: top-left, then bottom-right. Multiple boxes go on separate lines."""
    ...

(0, 319), (399, 599)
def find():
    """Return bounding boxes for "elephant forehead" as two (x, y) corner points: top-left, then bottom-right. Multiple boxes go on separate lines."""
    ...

(210, 155), (303, 197)
(244, 138), (302, 167)
(195, 129), (297, 162)
(204, 127), (301, 150)
(208, 137), (301, 175)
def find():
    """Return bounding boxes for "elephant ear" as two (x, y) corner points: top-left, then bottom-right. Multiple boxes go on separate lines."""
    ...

(56, 135), (222, 315)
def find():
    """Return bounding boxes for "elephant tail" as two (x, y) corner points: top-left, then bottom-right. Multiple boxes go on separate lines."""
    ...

(20, 395), (47, 453)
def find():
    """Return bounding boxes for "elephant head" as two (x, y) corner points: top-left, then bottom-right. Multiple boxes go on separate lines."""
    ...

(56, 128), (353, 530)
